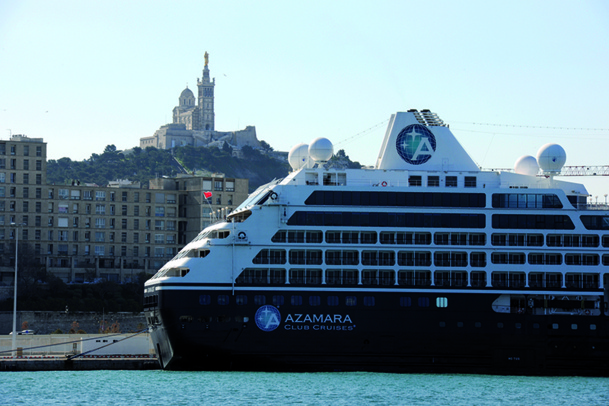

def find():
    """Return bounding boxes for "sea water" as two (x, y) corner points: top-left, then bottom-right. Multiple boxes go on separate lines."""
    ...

(1, 371), (608, 405)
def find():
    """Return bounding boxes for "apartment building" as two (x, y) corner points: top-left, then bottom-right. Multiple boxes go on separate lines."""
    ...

(0, 135), (249, 283)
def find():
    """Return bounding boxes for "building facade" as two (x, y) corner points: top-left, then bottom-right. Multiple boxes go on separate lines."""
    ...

(0, 135), (249, 284)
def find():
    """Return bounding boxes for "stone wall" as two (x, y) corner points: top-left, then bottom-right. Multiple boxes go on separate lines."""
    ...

(0, 311), (146, 335)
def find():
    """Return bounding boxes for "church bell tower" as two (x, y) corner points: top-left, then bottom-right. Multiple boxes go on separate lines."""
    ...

(197, 51), (216, 131)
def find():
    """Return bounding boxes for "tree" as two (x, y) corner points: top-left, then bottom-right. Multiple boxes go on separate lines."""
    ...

(222, 141), (233, 155)
(14, 243), (46, 299)
(260, 140), (273, 152)
(103, 145), (117, 154)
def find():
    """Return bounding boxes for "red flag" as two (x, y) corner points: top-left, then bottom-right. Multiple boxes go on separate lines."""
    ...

(204, 191), (212, 199)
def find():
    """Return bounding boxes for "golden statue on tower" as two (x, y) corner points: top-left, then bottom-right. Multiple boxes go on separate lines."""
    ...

(204, 52), (209, 67)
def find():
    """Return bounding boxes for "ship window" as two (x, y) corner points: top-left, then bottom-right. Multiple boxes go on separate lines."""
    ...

(446, 176), (457, 187)
(272, 295), (284, 306)
(236, 295), (247, 305)
(326, 231), (341, 243)
(492, 193), (562, 209)
(363, 296), (375, 306)
(346, 296), (357, 306)
(306, 231), (323, 243)
(379, 270), (395, 286)
(418, 297), (430, 307)
(290, 295), (302, 306)
(199, 295), (211, 305)
(326, 269), (358, 285)
(603, 235), (609, 247)
(362, 270), (378, 285)
(457, 322), (464, 327)
(475, 322), (481, 328)
(552, 323), (559, 330)
(327, 296), (339, 306)
(439, 322), (446, 327)
(464, 177), (476, 188)
(428, 176), (440, 187)
(590, 324), (596, 330)
(515, 323), (522, 329)
(470, 252), (486, 267)
(254, 295), (266, 305)
(571, 324), (577, 330)
(436, 297), (448, 308)
(533, 323), (540, 329)
(271, 230), (286, 243)
(497, 323), (504, 328)
(409, 176), (422, 186)
(399, 297), (412, 307)
(492, 214), (574, 230)
(217, 295), (229, 305)
(580, 216), (609, 230)
(380, 232), (395, 244)
(237, 268), (269, 284)
(288, 230), (305, 243)
(309, 296), (321, 306)
(253, 249), (286, 264)
(471, 271), (486, 287)
(270, 269), (286, 284)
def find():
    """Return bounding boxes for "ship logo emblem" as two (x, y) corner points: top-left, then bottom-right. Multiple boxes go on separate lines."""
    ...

(395, 124), (436, 165)
(255, 305), (281, 332)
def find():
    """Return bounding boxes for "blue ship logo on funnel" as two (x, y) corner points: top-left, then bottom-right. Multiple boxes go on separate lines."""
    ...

(396, 124), (436, 165)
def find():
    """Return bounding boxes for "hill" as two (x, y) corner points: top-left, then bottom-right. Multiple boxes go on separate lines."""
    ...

(46, 144), (361, 191)
(46, 144), (291, 192)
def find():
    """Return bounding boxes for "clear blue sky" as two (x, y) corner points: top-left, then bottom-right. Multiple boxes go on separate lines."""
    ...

(1, 0), (608, 196)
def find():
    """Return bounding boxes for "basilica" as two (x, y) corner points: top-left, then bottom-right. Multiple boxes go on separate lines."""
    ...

(140, 53), (260, 152)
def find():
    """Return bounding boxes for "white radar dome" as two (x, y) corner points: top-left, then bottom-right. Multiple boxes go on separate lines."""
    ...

(536, 143), (566, 174)
(514, 155), (540, 176)
(308, 137), (334, 163)
(288, 143), (310, 171)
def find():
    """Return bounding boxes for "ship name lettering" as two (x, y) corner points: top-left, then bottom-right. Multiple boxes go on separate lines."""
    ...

(284, 314), (353, 324)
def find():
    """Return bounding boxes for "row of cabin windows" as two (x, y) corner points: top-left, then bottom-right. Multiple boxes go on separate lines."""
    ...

(288, 212), (486, 229)
(491, 194), (563, 209)
(305, 191), (485, 208)
(492, 214), (574, 230)
(304, 191), (564, 210)
(236, 268), (604, 289)
(271, 231), (609, 247)
(287, 212), (577, 230)
(198, 293), (442, 308)
(253, 249), (486, 267)
(254, 248), (607, 267)
(492, 252), (605, 266)
(492, 233), (602, 247)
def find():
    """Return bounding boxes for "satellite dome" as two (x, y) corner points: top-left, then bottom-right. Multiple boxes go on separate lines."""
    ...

(536, 143), (566, 174)
(288, 143), (310, 171)
(514, 155), (539, 176)
(309, 137), (334, 163)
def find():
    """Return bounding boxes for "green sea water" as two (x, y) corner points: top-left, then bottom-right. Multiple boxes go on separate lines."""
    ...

(1, 371), (608, 405)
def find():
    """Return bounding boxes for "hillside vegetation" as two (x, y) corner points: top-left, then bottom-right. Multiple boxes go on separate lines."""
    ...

(46, 144), (291, 192)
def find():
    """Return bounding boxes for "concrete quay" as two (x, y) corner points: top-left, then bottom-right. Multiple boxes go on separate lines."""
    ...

(1, 355), (159, 371)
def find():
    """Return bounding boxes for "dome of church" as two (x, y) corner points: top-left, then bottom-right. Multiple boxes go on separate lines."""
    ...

(180, 87), (194, 98)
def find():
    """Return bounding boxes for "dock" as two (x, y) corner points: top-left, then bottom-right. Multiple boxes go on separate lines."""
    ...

(0, 355), (159, 371)
(0, 333), (160, 371)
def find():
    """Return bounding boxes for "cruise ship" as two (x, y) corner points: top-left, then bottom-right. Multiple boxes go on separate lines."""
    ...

(144, 110), (609, 376)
